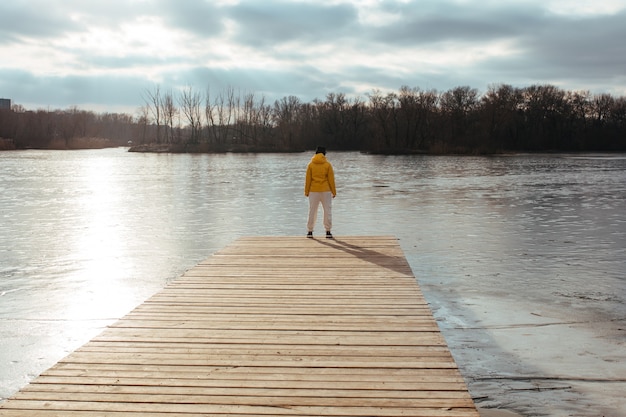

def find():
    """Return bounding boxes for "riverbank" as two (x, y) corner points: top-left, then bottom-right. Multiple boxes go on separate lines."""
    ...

(128, 142), (305, 153)
(127, 142), (488, 155)
(1, 137), (123, 150)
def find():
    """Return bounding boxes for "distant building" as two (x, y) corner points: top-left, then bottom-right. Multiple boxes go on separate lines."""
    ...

(0, 98), (11, 110)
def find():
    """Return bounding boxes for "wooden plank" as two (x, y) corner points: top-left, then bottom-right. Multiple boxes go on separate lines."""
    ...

(30, 377), (470, 392)
(0, 236), (479, 417)
(9, 393), (475, 409)
(19, 384), (470, 400)
(0, 402), (480, 417)
(43, 363), (467, 383)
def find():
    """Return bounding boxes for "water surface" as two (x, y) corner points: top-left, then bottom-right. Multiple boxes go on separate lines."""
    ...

(1, 149), (625, 415)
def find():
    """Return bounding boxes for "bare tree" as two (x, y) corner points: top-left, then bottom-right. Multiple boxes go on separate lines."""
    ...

(161, 90), (178, 144)
(143, 85), (162, 143)
(367, 90), (398, 150)
(440, 86), (479, 148)
(136, 105), (150, 144)
(592, 93), (615, 123)
(205, 86), (218, 144)
(180, 86), (203, 144)
(481, 84), (523, 150)
(273, 95), (302, 148)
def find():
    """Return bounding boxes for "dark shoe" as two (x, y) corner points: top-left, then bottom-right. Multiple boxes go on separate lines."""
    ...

(307, 231), (313, 238)
(326, 231), (333, 239)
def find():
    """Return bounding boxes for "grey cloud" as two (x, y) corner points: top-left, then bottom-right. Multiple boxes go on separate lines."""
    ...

(59, 49), (187, 71)
(524, 11), (626, 77)
(0, 2), (83, 42)
(369, 1), (545, 45)
(2, 0), (626, 112)
(0, 68), (151, 110)
(0, 0), (222, 43)
(225, 2), (358, 47)
(358, 1), (626, 94)
(155, 0), (224, 37)
(471, 9), (626, 93)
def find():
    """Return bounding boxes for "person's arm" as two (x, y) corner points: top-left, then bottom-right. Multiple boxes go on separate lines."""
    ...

(304, 165), (312, 196)
(328, 164), (336, 197)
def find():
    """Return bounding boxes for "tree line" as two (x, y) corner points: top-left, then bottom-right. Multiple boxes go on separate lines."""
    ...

(1, 83), (625, 153)
(0, 104), (136, 150)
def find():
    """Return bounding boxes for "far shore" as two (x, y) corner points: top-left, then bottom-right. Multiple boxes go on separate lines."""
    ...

(128, 142), (305, 154)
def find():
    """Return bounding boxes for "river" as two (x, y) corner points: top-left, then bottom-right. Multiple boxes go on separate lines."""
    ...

(1, 148), (625, 416)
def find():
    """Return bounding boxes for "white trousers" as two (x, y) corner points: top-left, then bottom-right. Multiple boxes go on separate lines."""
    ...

(307, 191), (333, 232)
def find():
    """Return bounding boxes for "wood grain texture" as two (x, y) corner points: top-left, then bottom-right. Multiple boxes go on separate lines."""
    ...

(0, 236), (479, 417)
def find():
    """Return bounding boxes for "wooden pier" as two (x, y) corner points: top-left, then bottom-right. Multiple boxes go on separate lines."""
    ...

(0, 236), (479, 417)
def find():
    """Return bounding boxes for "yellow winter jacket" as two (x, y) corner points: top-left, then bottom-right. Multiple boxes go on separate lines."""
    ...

(305, 153), (336, 196)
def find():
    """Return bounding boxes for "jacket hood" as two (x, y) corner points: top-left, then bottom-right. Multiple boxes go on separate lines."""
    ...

(311, 153), (327, 164)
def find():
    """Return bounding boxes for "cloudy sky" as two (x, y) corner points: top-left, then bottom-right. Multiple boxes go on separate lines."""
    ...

(1, 0), (626, 114)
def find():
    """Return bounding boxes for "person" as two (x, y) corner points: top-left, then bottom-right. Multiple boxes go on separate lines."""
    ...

(304, 146), (336, 238)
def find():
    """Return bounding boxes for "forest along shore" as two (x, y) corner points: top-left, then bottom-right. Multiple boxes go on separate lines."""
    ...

(2, 84), (626, 154)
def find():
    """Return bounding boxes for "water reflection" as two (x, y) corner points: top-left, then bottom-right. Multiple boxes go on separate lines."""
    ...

(65, 155), (134, 319)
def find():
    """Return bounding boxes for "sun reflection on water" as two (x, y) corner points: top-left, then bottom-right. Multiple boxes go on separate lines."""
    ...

(63, 155), (136, 320)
